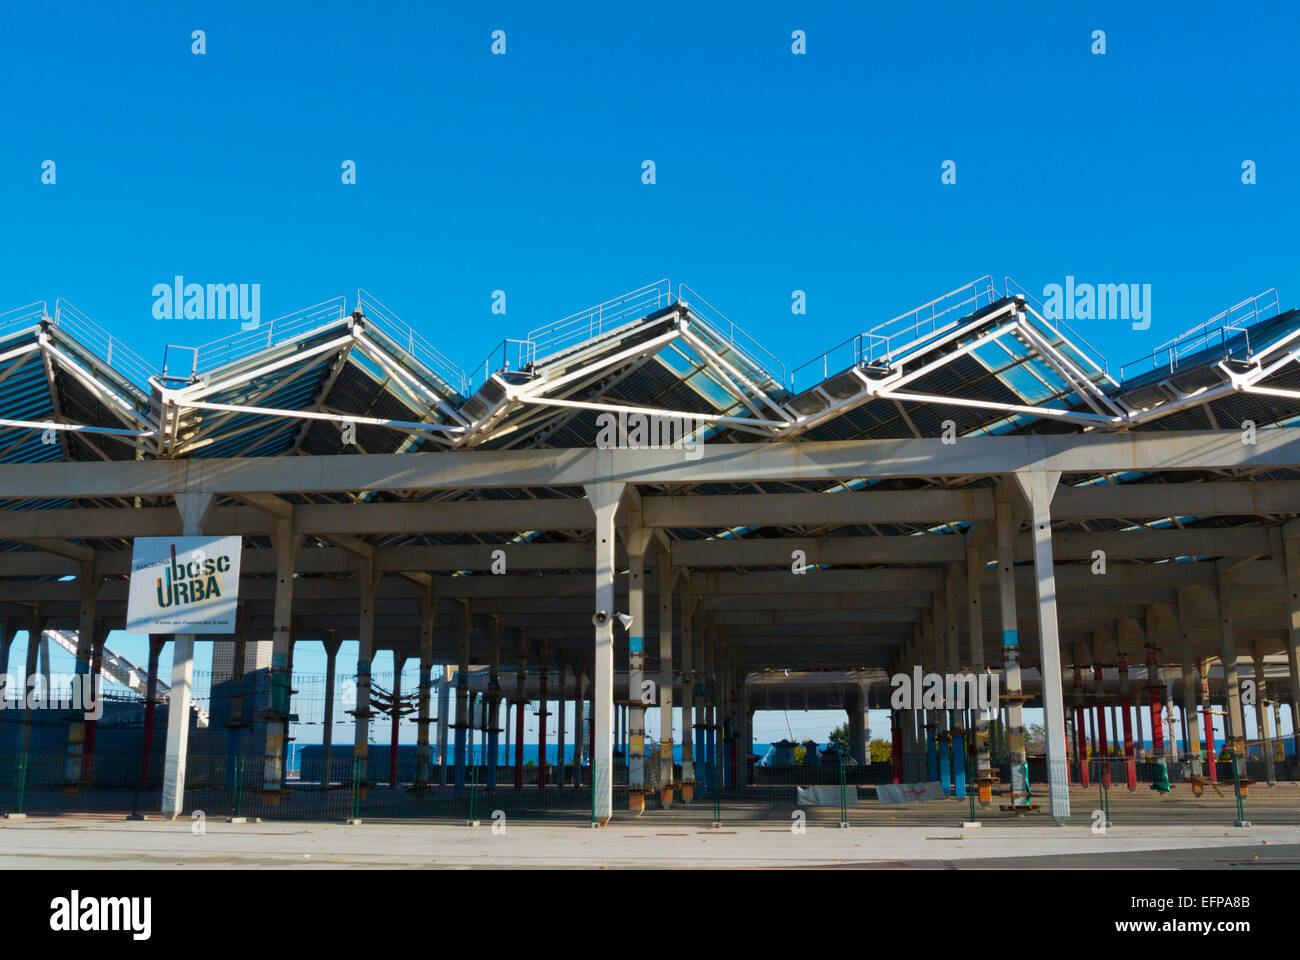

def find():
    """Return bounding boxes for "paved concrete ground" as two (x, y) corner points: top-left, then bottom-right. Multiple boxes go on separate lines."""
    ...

(1, 816), (1297, 868)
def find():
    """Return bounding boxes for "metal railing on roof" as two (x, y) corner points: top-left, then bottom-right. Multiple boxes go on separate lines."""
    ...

(163, 297), (349, 382)
(355, 290), (469, 397)
(677, 283), (787, 389)
(789, 275), (1000, 390)
(1118, 289), (1280, 382)
(52, 300), (155, 389)
(526, 279), (675, 365)
(469, 279), (785, 394)
(1002, 276), (1110, 376)
(0, 301), (48, 340)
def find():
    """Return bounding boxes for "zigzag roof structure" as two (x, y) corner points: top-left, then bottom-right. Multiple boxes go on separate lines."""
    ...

(6, 274), (1300, 819)
(2, 275), (1298, 540)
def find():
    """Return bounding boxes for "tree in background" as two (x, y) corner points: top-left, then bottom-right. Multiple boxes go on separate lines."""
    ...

(828, 723), (850, 754)
(827, 724), (892, 763)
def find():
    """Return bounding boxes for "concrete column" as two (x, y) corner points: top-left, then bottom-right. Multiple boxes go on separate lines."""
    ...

(586, 479), (625, 824)
(657, 546), (676, 804)
(501, 682), (510, 771)
(436, 663), (451, 784)
(680, 574), (695, 797)
(39, 633), (50, 698)
(718, 636), (731, 788)
(624, 499), (649, 810)
(65, 559), (102, 782)
(0, 619), (16, 738)
(966, 537), (991, 791)
(1253, 643), (1276, 784)
(1215, 571), (1246, 754)
(693, 618), (707, 786)
(945, 563), (965, 799)
(1012, 471), (1070, 821)
(222, 607), (249, 788)
(1176, 589), (1203, 776)
(414, 586), (436, 789)
(21, 608), (41, 754)
(263, 516), (300, 792)
(80, 621), (107, 782)
(571, 661), (585, 788)
(735, 664), (747, 787)
(1117, 637), (1138, 790)
(320, 631), (340, 787)
(353, 558), (377, 792)
(555, 655), (566, 789)
(537, 644), (549, 790)
(453, 601), (470, 789)
(465, 688), (476, 782)
(1283, 534), (1300, 763)
(162, 492), (212, 819)
(514, 631), (529, 789)
(390, 653), (404, 788)
(993, 481), (1024, 806)
(486, 617), (501, 791)
(849, 690), (866, 765)
(703, 622), (716, 793)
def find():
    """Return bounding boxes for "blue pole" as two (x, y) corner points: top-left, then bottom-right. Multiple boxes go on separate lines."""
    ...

(953, 728), (967, 799)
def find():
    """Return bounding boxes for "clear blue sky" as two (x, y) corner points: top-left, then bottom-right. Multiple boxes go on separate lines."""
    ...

(2, 1), (1297, 745)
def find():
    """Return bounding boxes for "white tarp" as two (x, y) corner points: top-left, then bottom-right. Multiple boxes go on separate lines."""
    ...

(795, 785), (860, 807)
(876, 781), (945, 804)
(126, 536), (242, 634)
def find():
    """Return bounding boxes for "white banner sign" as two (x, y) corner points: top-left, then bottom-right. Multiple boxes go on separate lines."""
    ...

(126, 536), (242, 634)
(876, 781), (945, 804)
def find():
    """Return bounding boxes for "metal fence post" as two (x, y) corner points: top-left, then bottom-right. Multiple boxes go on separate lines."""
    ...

(839, 753), (848, 828)
(467, 755), (479, 826)
(16, 753), (28, 816)
(712, 742), (722, 828)
(1231, 754), (1250, 827)
(350, 756), (363, 822)
(233, 756), (244, 821)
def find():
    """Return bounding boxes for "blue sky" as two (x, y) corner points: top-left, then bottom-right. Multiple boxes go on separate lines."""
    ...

(2, 1), (1297, 744)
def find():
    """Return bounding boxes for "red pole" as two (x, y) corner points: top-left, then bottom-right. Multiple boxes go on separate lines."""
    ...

(1149, 657), (1165, 758)
(537, 669), (548, 790)
(514, 696), (525, 789)
(1075, 706), (1090, 787)
(81, 634), (104, 782)
(1119, 655), (1137, 790)
(890, 711), (903, 784)
(1095, 705), (1110, 787)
